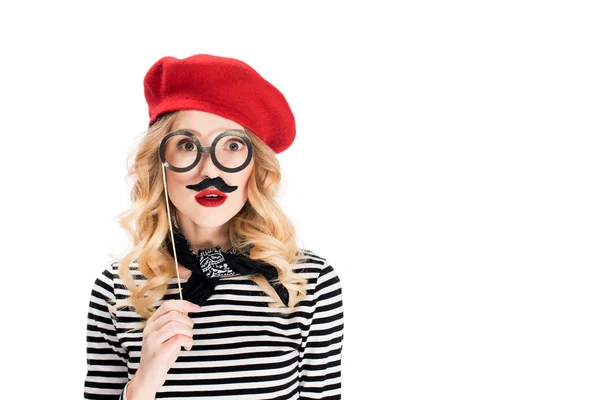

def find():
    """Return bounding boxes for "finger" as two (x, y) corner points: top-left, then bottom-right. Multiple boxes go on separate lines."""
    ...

(164, 333), (195, 353)
(147, 300), (200, 325)
(146, 309), (195, 336)
(152, 320), (194, 346)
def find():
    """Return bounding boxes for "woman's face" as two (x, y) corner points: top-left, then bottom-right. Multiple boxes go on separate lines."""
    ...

(164, 110), (254, 229)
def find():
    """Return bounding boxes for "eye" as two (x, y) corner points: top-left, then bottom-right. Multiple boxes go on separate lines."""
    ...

(177, 139), (197, 152)
(226, 139), (246, 152)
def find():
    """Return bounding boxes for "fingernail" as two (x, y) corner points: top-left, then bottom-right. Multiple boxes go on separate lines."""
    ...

(193, 304), (201, 311)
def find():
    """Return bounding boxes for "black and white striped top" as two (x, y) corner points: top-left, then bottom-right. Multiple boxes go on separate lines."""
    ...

(84, 250), (344, 399)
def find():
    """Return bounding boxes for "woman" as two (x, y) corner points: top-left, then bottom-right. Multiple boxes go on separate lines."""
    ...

(83, 54), (344, 400)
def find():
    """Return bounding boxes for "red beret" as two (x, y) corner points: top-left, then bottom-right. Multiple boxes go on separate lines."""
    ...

(143, 54), (296, 154)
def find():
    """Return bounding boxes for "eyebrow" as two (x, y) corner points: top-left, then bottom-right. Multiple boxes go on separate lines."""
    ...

(177, 127), (245, 141)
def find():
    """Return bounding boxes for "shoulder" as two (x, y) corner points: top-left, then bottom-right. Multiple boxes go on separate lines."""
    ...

(91, 261), (143, 302)
(292, 248), (343, 296)
(109, 260), (142, 279)
(107, 261), (148, 299)
(89, 263), (119, 303)
(86, 264), (121, 321)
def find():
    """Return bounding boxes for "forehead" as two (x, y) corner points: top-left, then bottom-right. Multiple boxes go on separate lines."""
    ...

(171, 110), (245, 141)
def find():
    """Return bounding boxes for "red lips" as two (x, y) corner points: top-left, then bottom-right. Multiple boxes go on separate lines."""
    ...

(195, 189), (227, 199)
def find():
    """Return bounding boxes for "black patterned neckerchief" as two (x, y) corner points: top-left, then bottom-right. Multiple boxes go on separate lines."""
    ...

(164, 230), (289, 307)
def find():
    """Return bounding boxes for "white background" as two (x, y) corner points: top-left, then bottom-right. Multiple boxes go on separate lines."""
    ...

(1, 1), (599, 399)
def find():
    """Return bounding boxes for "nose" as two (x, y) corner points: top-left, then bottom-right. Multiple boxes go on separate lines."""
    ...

(196, 151), (222, 177)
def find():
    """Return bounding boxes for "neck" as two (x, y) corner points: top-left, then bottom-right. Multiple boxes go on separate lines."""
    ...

(175, 215), (232, 254)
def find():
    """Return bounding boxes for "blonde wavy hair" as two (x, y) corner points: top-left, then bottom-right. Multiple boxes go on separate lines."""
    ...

(108, 111), (309, 331)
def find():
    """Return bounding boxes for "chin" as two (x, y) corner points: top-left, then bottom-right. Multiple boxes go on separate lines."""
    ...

(189, 214), (234, 228)
(180, 198), (245, 226)
(190, 205), (239, 224)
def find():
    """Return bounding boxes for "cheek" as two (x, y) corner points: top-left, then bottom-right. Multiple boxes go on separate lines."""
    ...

(228, 170), (252, 204)
(165, 171), (191, 200)
(239, 169), (253, 196)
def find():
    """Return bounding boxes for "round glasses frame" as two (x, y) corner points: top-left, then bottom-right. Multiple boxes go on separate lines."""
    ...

(159, 129), (253, 173)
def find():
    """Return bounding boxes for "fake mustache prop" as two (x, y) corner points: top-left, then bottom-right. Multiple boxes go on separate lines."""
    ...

(186, 176), (238, 193)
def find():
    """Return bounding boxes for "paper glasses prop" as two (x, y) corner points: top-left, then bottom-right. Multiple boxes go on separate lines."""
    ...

(159, 129), (254, 299)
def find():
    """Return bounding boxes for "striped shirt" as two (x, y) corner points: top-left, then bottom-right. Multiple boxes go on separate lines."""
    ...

(84, 250), (344, 399)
